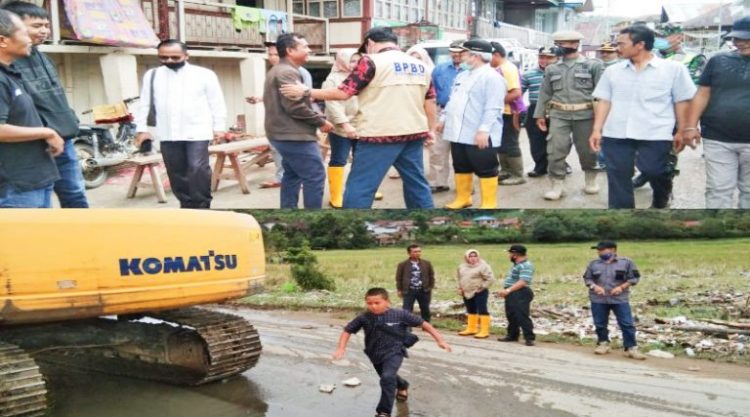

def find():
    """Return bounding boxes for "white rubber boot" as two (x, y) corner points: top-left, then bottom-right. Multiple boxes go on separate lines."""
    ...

(543, 178), (566, 200)
(584, 171), (600, 195)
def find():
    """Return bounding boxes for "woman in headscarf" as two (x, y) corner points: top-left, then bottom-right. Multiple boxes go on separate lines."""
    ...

(406, 45), (435, 70)
(457, 249), (494, 338)
(322, 48), (360, 208)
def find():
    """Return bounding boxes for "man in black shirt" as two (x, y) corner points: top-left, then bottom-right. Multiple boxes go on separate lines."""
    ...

(0, 9), (62, 208)
(333, 288), (451, 417)
(685, 16), (750, 209)
(2, 2), (87, 207)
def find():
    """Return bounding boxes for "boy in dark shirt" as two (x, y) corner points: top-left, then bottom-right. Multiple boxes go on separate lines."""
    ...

(333, 287), (451, 417)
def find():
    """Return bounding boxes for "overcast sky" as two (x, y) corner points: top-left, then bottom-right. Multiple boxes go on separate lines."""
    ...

(589, 0), (729, 18)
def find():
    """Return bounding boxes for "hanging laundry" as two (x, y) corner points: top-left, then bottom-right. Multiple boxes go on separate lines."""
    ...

(232, 6), (263, 32)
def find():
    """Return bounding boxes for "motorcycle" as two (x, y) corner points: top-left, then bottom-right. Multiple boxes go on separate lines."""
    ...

(74, 97), (140, 189)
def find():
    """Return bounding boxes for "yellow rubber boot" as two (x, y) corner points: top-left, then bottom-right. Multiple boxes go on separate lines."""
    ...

(458, 314), (479, 336)
(479, 177), (498, 209)
(327, 166), (345, 208)
(474, 315), (491, 339)
(445, 174), (473, 209)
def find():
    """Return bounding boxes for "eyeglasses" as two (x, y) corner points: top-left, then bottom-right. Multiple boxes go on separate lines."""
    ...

(158, 55), (184, 61)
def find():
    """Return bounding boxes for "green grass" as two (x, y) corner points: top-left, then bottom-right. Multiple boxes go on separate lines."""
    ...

(247, 238), (750, 315)
(241, 239), (750, 364)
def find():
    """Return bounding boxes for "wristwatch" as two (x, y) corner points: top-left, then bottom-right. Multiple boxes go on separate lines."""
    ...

(302, 86), (312, 98)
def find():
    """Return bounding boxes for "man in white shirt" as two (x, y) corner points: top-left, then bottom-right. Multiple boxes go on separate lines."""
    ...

(589, 25), (695, 209)
(134, 40), (226, 208)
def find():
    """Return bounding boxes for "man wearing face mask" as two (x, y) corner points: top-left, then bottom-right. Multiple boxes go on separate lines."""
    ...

(428, 40), (466, 194)
(522, 46), (559, 177)
(496, 245), (535, 346)
(134, 39), (227, 209)
(439, 39), (505, 209)
(534, 31), (604, 201)
(583, 241), (646, 360)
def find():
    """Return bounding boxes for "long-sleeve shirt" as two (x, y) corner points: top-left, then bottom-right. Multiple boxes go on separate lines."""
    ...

(583, 256), (640, 304)
(441, 64), (505, 147)
(322, 69), (358, 137)
(457, 260), (494, 299)
(134, 63), (226, 141)
(263, 59), (326, 141)
(432, 61), (463, 108)
(521, 67), (545, 104)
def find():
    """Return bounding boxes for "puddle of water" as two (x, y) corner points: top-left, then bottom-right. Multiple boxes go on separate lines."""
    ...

(45, 367), (269, 417)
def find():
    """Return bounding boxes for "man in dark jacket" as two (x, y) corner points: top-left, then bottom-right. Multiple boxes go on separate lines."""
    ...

(0, 9), (63, 208)
(2, 2), (87, 207)
(395, 244), (435, 322)
(263, 33), (333, 209)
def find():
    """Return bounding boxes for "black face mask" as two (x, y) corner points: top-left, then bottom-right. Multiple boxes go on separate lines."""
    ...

(163, 61), (186, 71)
(560, 47), (579, 55)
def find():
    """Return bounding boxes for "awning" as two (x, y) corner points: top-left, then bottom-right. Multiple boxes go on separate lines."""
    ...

(61, 0), (159, 48)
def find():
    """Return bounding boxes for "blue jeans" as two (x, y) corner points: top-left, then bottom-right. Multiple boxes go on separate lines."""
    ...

(602, 137), (672, 209)
(54, 139), (89, 208)
(590, 302), (637, 349)
(328, 132), (356, 167)
(269, 139), (325, 209)
(343, 140), (433, 208)
(0, 183), (53, 208)
(373, 354), (408, 415)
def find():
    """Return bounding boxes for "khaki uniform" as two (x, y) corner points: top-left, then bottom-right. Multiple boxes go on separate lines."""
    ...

(533, 56), (604, 179)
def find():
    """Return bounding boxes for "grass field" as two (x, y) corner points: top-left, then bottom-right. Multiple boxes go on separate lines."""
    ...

(245, 238), (750, 319)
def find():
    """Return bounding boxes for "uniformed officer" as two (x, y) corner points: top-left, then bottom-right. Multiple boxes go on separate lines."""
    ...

(534, 31), (604, 200)
(597, 42), (620, 68)
(583, 241), (646, 360)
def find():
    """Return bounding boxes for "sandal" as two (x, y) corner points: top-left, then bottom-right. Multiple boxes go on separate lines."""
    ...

(396, 389), (408, 402)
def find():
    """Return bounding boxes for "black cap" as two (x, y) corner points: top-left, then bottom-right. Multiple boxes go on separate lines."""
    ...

(462, 39), (493, 54)
(490, 41), (506, 57)
(726, 15), (750, 40)
(358, 27), (398, 53)
(591, 241), (617, 250)
(507, 244), (527, 255)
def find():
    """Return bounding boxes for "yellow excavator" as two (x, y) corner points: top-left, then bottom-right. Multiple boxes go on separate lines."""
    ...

(0, 210), (265, 417)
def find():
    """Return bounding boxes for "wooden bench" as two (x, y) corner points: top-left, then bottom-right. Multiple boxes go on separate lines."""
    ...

(125, 153), (168, 203)
(208, 137), (271, 194)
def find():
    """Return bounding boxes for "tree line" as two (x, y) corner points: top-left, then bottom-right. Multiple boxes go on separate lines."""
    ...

(241, 210), (750, 251)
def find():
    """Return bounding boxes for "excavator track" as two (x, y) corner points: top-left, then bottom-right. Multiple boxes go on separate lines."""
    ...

(148, 308), (262, 385)
(0, 308), (262, 389)
(0, 342), (47, 417)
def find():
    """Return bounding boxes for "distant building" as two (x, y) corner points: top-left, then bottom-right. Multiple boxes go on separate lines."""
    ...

(473, 216), (499, 228)
(430, 216), (453, 226)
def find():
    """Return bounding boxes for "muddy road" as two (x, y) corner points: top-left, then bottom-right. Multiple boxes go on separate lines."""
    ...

(47, 308), (750, 417)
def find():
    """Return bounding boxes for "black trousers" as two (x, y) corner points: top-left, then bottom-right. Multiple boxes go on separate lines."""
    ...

(505, 286), (535, 341)
(160, 140), (212, 209)
(498, 114), (521, 157)
(464, 289), (489, 315)
(602, 137), (673, 209)
(403, 289), (431, 322)
(373, 354), (408, 415)
(525, 103), (549, 174)
(450, 143), (499, 178)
